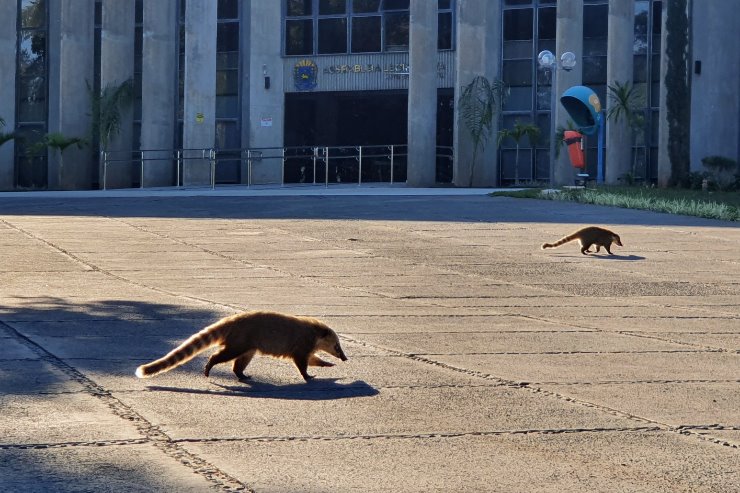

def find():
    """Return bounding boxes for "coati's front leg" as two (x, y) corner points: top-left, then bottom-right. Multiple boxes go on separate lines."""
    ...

(581, 243), (593, 255)
(292, 352), (314, 382)
(232, 350), (256, 380)
(604, 244), (613, 255)
(308, 354), (335, 367)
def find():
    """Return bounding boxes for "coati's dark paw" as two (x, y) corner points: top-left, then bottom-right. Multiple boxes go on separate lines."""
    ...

(237, 374), (252, 381)
(303, 374), (315, 382)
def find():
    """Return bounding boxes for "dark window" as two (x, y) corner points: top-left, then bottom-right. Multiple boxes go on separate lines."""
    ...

(217, 22), (239, 52)
(320, 0), (346, 15)
(537, 7), (555, 40)
(383, 0), (408, 10)
(318, 17), (347, 54)
(438, 12), (452, 50)
(20, 0), (45, 29)
(218, 0), (238, 19)
(353, 0), (380, 12)
(504, 8), (533, 41)
(384, 11), (408, 51)
(287, 0), (312, 16)
(351, 16), (381, 52)
(286, 19), (313, 55)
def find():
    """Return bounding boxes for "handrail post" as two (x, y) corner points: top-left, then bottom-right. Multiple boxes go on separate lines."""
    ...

(357, 146), (362, 186)
(246, 149), (251, 187)
(175, 149), (181, 187)
(210, 148), (216, 189)
(281, 147), (286, 186)
(324, 146), (329, 188)
(140, 150), (145, 189)
(312, 146), (317, 184)
(101, 150), (107, 190)
(389, 145), (394, 184)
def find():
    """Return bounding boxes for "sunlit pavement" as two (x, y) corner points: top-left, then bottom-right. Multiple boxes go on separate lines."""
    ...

(1, 189), (738, 492)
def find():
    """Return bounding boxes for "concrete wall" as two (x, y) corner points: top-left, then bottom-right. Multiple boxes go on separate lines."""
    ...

(141, 0), (178, 187)
(48, 0), (95, 190)
(183, 0), (217, 186)
(552, 0), (584, 187)
(248, 0), (284, 184)
(689, 2), (740, 170)
(0, 0), (16, 190)
(406, 0), (438, 187)
(100, 0), (135, 189)
(605, 0), (635, 184)
(453, 0), (501, 187)
(656, 3), (670, 187)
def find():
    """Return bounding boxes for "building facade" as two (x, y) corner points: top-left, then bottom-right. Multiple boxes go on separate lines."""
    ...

(1, 0), (738, 190)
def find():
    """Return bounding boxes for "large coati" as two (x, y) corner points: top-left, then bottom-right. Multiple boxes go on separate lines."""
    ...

(541, 226), (623, 255)
(135, 311), (348, 382)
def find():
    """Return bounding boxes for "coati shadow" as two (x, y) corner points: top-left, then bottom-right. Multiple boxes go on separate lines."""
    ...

(589, 254), (646, 261)
(147, 379), (378, 401)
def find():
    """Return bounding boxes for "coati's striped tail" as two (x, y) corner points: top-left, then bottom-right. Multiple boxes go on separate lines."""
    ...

(135, 321), (228, 378)
(541, 233), (578, 250)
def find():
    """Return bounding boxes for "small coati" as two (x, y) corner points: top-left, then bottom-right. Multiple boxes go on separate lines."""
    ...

(135, 311), (348, 382)
(541, 226), (623, 255)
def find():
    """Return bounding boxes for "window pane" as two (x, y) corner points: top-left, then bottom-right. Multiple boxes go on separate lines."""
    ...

(218, 0), (238, 19)
(438, 0), (451, 9)
(18, 32), (46, 77)
(582, 57), (606, 84)
(503, 40), (532, 59)
(504, 8), (533, 41)
(351, 16), (381, 52)
(503, 87), (533, 111)
(353, 0), (380, 12)
(503, 59), (532, 86)
(287, 0), (312, 16)
(21, 0), (45, 29)
(383, 0), (408, 11)
(285, 19), (313, 55)
(320, 0), (346, 15)
(504, 0), (531, 5)
(583, 4), (608, 39)
(18, 78), (47, 122)
(438, 12), (452, 50)
(318, 17), (347, 54)
(217, 22), (239, 52)
(538, 7), (555, 40)
(384, 11), (408, 51)
(216, 70), (238, 96)
(634, 1), (649, 54)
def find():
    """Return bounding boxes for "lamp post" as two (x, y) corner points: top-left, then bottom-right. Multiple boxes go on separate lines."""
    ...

(538, 50), (576, 187)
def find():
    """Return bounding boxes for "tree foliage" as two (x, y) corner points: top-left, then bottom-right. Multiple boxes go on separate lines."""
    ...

(459, 76), (508, 186)
(88, 78), (134, 153)
(497, 120), (540, 185)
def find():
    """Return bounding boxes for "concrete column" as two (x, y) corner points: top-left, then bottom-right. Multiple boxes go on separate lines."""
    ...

(553, 0), (583, 187)
(0, 0), (16, 190)
(453, 0), (501, 187)
(656, 4), (670, 187)
(183, 0), (217, 186)
(248, 0), (283, 185)
(689, 2), (740, 170)
(141, 0), (178, 187)
(406, 0), (438, 187)
(606, 0), (635, 184)
(100, 0), (135, 189)
(48, 0), (95, 190)
(239, 0), (251, 183)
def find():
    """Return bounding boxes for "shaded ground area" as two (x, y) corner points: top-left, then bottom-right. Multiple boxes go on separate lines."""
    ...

(1, 190), (738, 492)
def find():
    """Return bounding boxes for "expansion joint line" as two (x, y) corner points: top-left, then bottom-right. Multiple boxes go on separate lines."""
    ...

(0, 321), (251, 492)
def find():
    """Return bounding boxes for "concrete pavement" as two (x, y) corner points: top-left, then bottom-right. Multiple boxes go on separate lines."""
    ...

(0, 186), (738, 492)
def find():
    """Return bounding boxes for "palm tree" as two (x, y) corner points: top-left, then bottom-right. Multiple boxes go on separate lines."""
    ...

(459, 76), (508, 186)
(31, 132), (87, 188)
(497, 120), (540, 185)
(607, 81), (646, 180)
(0, 117), (14, 149)
(88, 78), (134, 153)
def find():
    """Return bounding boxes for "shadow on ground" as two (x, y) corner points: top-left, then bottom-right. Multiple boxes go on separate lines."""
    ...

(147, 379), (378, 400)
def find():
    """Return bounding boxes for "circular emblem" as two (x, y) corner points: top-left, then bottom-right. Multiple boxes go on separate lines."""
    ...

(589, 93), (601, 114)
(294, 59), (318, 91)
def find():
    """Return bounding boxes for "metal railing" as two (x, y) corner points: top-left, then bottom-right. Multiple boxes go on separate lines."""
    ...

(99, 144), (453, 190)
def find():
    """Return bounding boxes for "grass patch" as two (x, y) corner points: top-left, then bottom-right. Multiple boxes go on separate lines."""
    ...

(492, 186), (740, 221)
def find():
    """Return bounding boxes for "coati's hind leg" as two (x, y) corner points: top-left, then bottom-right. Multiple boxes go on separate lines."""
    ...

(308, 354), (335, 367)
(232, 350), (257, 380)
(595, 244), (602, 253)
(204, 347), (244, 377)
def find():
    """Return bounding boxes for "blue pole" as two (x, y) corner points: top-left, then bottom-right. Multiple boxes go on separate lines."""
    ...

(596, 110), (605, 184)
